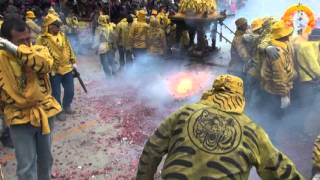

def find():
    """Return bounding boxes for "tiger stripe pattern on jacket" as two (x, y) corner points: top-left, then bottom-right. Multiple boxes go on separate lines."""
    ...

(313, 135), (320, 176)
(0, 45), (61, 134)
(137, 101), (304, 180)
(36, 32), (76, 75)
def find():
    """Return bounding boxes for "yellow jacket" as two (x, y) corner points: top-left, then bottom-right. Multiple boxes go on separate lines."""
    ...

(296, 41), (320, 82)
(93, 24), (113, 54)
(26, 18), (41, 41)
(261, 40), (294, 96)
(146, 18), (167, 55)
(108, 23), (117, 49)
(137, 91), (304, 179)
(128, 19), (149, 49)
(36, 32), (76, 75)
(244, 33), (265, 78)
(116, 18), (131, 49)
(0, 45), (61, 134)
(249, 29), (273, 78)
(229, 30), (250, 73)
(157, 12), (171, 29)
(93, 22), (117, 53)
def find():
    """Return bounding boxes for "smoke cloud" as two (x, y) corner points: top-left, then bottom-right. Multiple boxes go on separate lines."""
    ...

(73, 1), (320, 177)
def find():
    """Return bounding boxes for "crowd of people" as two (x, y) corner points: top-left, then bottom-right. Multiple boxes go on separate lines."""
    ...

(135, 14), (320, 180)
(0, 1), (190, 179)
(91, 8), (177, 76)
(228, 16), (320, 178)
(0, 0), (319, 180)
(228, 17), (320, 119)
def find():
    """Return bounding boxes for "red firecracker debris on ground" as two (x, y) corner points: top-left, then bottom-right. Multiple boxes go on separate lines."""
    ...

(47, 71), (182, 179)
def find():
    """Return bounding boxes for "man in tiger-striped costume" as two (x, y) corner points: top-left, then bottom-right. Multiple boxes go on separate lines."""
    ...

(137, 74), (304, 179)
(0, 14), (61, 180)
(37, 13), (76, 121)
(260, 20), (295, 117)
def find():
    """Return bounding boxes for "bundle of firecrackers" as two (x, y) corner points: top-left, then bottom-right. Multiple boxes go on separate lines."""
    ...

(179, 0), (217, 15)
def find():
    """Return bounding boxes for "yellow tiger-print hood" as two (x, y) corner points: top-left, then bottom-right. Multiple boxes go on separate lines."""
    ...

(200, 74), (245, 114)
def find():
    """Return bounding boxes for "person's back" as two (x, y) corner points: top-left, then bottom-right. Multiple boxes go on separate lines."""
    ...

(116, 18), (129, 48)
(147, 17), (166, 56)
(260, 21), (294, 98)
(136, 74), (304, 180)
(94, 24), (111, 54)
(26, 18), (41, 34)
(228, 18), (250, 78)
(129, 10), (149, 49)
(295, 40), (320, 83)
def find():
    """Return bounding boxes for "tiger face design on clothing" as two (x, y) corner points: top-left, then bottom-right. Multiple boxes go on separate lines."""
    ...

(136, 103), (304, 180)
(189, 109), (242, 154)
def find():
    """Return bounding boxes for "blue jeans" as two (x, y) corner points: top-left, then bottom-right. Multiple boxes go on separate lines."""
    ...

(118, 46), (133, 68)
(9, 118), (54, 180)
(50, 72), (74, 109)
(100, 52), (115, 76)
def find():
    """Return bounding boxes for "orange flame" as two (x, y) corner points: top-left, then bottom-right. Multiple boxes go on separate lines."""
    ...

(166, 71), (211, 99)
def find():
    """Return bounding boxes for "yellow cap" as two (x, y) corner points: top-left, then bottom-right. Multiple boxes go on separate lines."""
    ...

(48, 7), (56, 15)
(137, 10), (147, 20)
(151, 9), (158, 16)
(43, 13), (60, 27)
(26, 10), (36, 19)
(251, 18), (264, 32)
(271, 20), (294, 40)
(212, 74), (244, 95)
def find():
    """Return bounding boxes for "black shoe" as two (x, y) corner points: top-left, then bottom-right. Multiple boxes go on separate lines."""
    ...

(64, 107), (75, 114)
(56, 112), (67, 121)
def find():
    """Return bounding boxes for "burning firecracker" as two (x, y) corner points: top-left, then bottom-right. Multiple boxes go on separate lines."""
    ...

(166, 71), (211, 99)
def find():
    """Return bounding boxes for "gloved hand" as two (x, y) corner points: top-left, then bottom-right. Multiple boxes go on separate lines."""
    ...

(280, 96), (290, 109)
(73, 64), (77, 69)
(0, 37), (18, 56)
(312, 173), (320, 180)
(266, 46), (280, 60)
